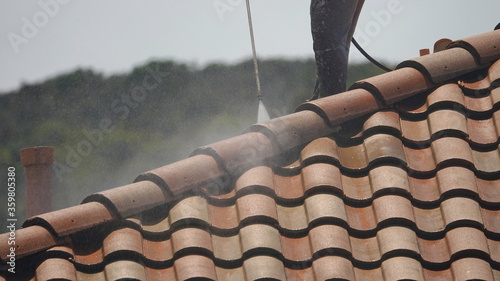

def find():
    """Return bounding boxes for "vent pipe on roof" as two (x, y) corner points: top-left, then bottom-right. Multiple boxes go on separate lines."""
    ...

(20, 146), (54, 217)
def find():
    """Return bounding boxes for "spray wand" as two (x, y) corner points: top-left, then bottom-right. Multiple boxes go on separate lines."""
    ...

(245, 0), (270, 122)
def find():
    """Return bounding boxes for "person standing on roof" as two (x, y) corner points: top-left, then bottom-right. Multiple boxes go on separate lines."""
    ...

(310, 0), (365, 99)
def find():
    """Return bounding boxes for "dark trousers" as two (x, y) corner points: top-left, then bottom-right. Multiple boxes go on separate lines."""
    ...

(310, 0), (364, 98)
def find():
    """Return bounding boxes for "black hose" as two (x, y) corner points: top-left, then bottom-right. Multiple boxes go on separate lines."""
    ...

(351, 37), (393, 72)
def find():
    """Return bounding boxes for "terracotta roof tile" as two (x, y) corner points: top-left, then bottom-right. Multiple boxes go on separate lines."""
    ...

(2, 29), (500, 280)
(208, 203), (239, 230)
(400, 118), (431, 142)
(244, 256), (287, 280)
(105, 259), (147, 278)
(345, 203), (376, 232)
(381, 257), (425, 280)
(450, 258), (495, 280)
(483, 209), (500, 235)
(169, 195), (209, 224)
(397, 47), (481, 84)
(369, 166), (410, 194)
(35, 246), (77, 281)
(428, 109), (468, 134)
(365, 134), (406, 163)
(102, 227), (143, 255)
(309, 224), (351, 255)
(350, 66), (433, 104)
(194, 132), (277, 178)
(212, 234), (242, 261)
(248, 110), (331, 153)
(434, 38), (453, 53)
(312, 256), (355, 280)
(373, 196), (415, 225)
(467, 119), (498, 146)
(0, 225), (63, 261)
(305, 194), (347, 223)
(237, 194), (278, 223)
(448, 29), (500, 65)
(83, 181), (168, 218)
(341, 172), (372, 201)
(172, 227), (213, 254)
(473, 149), (500, 174)
(301, 163), (342, 192)
(142, 238), (173, 262)
(276, 204), (308, 231)
(273, 173), (303, 200)
(478, 179), (500, 205)
(21, 202), (116, 243)
(418, 237), (451, 264)
(296, 88), (383, 126)
(404, 145), (437, 173)
(294, 238), (321, 268)
(353, 267), (385, 280)
(145, 267), (177, 280)
(350, 235), (380, 263)
(174, 255), (218, 280)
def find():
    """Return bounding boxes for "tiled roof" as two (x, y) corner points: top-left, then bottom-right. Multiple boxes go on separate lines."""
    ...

(1, 28), (500, 280)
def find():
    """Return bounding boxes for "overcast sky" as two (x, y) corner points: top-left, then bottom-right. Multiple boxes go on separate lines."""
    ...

(1, 0), (499, 93)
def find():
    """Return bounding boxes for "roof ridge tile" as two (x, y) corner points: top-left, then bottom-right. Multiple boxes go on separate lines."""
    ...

(397, 48), (482, 84)
(447, 29), (500, 65)
(135, 154), (226, 199)
(349, 67), (434, 105)
(21, 202), (116, 237)
(246, 110), (331, 152)
(82, 181), (168, 219)
(296, 88), (384, 127)
(192, 132), (277, 183)
(0, 225), (65, 264)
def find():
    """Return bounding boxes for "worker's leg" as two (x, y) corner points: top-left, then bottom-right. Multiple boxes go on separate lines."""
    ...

(310, 0), (363, 98)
